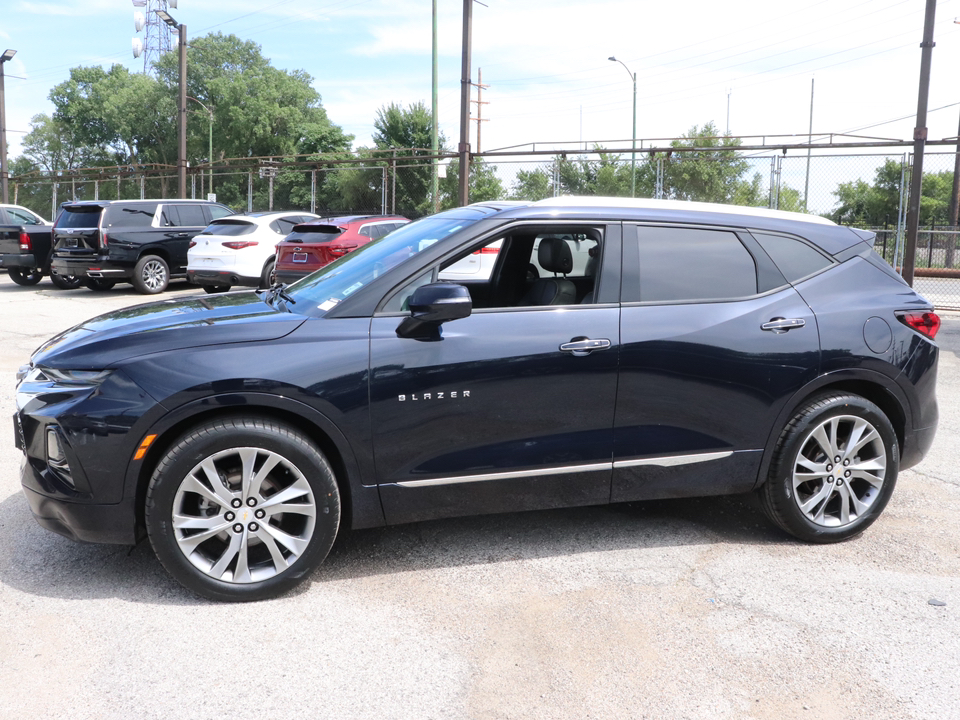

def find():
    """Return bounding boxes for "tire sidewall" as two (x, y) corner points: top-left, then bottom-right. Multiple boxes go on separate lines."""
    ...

(146, 418), (341, 602)
(769, 395), (899, 542)
(8, 267), (43, 286)
(133, 255), (169, 294)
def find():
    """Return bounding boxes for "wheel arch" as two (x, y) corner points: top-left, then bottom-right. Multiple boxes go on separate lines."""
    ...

(129, 394), (382, 539)
(137, 246), (171, 265)
(753, 369), (909, 491)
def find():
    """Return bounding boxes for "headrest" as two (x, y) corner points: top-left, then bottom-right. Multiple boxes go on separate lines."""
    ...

(537, 237), (573, 275)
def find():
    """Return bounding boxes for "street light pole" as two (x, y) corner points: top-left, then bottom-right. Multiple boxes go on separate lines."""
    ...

(609, 56), (636, 198)
(188, 96), (213, 196)
(0, 49), (17, 205)
(157, 10), (187, 199)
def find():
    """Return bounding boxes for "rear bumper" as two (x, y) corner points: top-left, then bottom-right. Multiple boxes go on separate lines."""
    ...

(276, 269), (312, 284)
(188, 268), (261, 287)
(51, 257), (131, 280)
(1, 253), (37, 268)
(902, 423), (937, 471)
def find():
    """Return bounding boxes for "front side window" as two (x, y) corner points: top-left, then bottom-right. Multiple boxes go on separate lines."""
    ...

(287, 215), (480, 313)
(633, 226), (757, 303)
(7, 207), (43, 225)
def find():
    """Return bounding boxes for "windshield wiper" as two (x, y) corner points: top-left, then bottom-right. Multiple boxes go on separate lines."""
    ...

(257, 282), (297, 309)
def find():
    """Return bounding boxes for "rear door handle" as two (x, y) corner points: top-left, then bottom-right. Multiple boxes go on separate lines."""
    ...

(560, 337), (611, 356)
(761, 317), (806, 333)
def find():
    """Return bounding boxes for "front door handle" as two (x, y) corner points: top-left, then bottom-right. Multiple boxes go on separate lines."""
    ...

(560, 337), (611, 356)
(761, 317), (806, 333)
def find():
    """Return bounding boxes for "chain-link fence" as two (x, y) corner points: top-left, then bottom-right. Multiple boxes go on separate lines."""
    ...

(10, 146), (960, 309)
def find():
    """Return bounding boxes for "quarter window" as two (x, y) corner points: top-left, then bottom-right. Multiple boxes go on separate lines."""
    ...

(635, 227), (757, 302)
(174, 204), (208, 227)
(752, 232), (833, 283)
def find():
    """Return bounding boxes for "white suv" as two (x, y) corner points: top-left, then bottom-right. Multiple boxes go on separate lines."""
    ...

(187, 211), (318, 292)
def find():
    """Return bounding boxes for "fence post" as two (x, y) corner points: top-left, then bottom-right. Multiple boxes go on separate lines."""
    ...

(768, 157), (776, 209)
(140, 174), (145, 200)
(894, 154), (909, 270)
(117, 171), (121, 201)
(311, 169), (316, 214)
(52, 182), (57, 220)
(13, 182), (17, 205)
(655, 156), (664, 199)
(381, 166), (387, 214)
(248, 171), (253, 212)
(94, 179), (98, 201)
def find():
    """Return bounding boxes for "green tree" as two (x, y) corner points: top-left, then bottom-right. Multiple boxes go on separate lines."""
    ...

(510, 167), (553, 201)
(438, 157), (505, 210)
(661, 122), (748, 203)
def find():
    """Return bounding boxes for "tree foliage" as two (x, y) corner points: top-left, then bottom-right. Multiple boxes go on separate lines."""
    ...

(830, 159), (952, 226)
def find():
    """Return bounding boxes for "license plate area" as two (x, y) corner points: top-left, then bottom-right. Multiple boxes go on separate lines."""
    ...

(61, 238), (79, 248)
(292, 253), (308, 263)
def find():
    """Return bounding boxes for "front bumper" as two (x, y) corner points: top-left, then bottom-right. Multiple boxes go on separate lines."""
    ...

(1, 253), (38, 269)
(21, 483), (138, 545)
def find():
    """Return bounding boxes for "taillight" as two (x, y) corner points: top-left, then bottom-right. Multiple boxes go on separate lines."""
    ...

(189, 240), (197, 248)
(328, 245), (351, 257)
(19, 231), (32, 252)
(223, 241), (259, 250)
(100, 231), (109, 249)
(898, 311), (941, 339)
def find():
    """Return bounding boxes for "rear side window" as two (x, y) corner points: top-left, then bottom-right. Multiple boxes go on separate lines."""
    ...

(174, 204), (208, 227)
(209, 205), (233, 220)
(58, 207), (104, 229)
(753, 232), (833, 283)
(202, 220), (256, 236)
(635, 226), (757, 303)
(269, 217), (300, 235)
(105, 204), (156, 228)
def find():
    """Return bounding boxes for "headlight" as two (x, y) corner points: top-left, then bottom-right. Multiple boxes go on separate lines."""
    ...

(15, 366), (113, 410)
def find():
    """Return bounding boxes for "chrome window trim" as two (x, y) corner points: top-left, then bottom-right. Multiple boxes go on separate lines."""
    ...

(392, 450), (733, 488)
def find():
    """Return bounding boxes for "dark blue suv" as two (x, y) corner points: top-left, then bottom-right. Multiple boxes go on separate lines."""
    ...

(15, 198), (940, 601)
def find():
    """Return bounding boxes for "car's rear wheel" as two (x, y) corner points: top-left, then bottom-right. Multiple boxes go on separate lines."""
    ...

(50, 272), (82, 289)
(260, 259), (276, 289)
(203, 284), (230, 294)
(759, 393), (898, 543)
(145, 416), (341, 602)
(132, 255), (169, 294)
(83, 278), (117, 291)
(8, 267), (43, 286)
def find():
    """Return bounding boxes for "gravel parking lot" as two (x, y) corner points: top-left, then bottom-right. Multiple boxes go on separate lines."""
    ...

(0, 274), (957, 720)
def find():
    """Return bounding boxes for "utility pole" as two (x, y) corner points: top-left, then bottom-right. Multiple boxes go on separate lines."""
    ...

(457, 0), (473, 207)
(471, 68), (489, 153)
(431, 0), (439, 212)
(903, 0), (937, 287)
(804, 78), (814, 212)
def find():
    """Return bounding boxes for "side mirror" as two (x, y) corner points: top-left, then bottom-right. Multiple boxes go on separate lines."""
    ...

(397, 282), (472, 338)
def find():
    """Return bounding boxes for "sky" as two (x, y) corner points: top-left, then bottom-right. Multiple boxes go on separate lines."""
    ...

(4, 0), (960, 164)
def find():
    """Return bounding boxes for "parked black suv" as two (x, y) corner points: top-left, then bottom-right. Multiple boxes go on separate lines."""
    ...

(49, 199), (233, 293)
(15, 198), (940, 601)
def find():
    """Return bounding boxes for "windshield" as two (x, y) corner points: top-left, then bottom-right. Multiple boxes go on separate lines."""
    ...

(286, 216), (476, 313)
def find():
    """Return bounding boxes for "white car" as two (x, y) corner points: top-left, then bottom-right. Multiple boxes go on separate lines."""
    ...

(187, 211), (319, 292)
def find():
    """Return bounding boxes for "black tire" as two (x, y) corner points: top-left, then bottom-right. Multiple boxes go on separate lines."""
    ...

(203, 284), (231, 294)
(50, 272), (82, 290)
(84, 278), (117, 291)
(8, 267), (43, 286)
(260, 259), (276, 289)
(132, 255), (169, 294)
(759, 393), (899, 543)
(145, 416), (341, 602)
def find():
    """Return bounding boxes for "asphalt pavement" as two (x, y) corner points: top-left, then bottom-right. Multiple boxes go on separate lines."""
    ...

(0, 273), (957, 720)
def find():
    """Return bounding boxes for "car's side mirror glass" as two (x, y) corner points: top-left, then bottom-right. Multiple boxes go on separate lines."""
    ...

(397, 282), (472, 339)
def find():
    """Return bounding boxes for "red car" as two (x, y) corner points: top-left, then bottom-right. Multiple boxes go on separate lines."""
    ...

(274, 215), (409, 283)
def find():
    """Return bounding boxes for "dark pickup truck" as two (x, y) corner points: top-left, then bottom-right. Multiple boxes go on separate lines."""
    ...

(0, 204), (79, 288)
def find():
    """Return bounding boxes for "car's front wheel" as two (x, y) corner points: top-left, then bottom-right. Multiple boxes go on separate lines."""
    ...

(132, 255), (169, 294)
(759, 393), (898, 543)
(145, 416), (341, 602)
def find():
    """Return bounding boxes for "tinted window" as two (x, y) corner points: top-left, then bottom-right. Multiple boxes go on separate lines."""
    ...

(57, 207), (103, 229)
(209, 205), (233, 220)
(175, 204), (208, 227)
(636, 227), (757, 302)
(270, 217), (300, 235)
(753, 232), (833, 283)
(105, 204), (156, 228)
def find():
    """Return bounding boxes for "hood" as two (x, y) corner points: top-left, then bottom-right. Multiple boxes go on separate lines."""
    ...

(31, 291), (307, 369)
